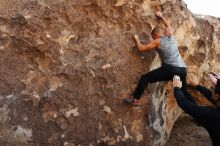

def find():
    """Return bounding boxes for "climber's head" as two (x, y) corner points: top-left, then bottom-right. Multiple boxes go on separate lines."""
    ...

(151, 27), (163, 39)
(207, 73), (220, 106)
(213, 79), (220, 103)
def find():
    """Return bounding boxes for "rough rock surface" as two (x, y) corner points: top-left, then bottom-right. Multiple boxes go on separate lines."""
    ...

(167, 114), (212, 146)
(0, 0), (219, 146)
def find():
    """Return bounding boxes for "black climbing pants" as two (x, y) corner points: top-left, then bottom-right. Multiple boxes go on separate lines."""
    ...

(133, 63), (196, 103)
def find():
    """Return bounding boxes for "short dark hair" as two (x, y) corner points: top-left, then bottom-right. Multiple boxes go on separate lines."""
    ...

(151, 27), (163, 36)
(215, 79), (220, 95)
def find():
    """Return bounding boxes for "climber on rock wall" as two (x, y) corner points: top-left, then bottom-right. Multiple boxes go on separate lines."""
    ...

(173, 73), (220, 146)
(124, 11), (195, 105)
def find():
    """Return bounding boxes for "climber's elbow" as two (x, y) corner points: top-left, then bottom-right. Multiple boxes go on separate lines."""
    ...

(138, 45), (145, 52)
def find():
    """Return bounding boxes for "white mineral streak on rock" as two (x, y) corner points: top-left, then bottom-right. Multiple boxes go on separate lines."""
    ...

(122, 125), (130, 141)
(65, 108), (79, 118)
(64, 142), (75, 146)
(115, 0), (126, 6)
(117, 135), (122, 142)
(103, 106), (112, 114)
(150, 84), (167, 146)
(54, 113), (58, 118)
(101, 64), (111, 70)
(136, 133), (143, 142)
(90, 69), (95, 77)
(49, 76), (63, 91)
(99, 99), (105, 106)
(46, 33), (51, 38)
(98, 123), (102, 130)
(13, 125), (32, 142)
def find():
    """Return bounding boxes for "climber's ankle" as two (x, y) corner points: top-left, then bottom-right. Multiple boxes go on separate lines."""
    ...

(124, 98), (139, 105)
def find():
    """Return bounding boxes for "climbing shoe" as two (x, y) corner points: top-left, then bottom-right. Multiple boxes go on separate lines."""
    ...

(124, 98), (139, 105)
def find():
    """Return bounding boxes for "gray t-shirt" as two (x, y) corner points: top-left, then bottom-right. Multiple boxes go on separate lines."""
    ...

(157, 36), (186, 67)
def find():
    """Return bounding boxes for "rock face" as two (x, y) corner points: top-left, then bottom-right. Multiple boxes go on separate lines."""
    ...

(0, 0), (219, 146)
(167, 114), (212, 146)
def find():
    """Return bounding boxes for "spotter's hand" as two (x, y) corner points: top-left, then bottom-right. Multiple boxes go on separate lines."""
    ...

(155, 11), (163, 18)
(133, 34), (139, 40)
(173, 75), (182, 88)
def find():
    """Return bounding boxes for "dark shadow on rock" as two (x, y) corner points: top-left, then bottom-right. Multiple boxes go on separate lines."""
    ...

(131, 32), (156, 63)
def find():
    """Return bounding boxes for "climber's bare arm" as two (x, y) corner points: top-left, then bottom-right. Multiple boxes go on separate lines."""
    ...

(133, 35), (160, 52)
(155, 12), (174, 36)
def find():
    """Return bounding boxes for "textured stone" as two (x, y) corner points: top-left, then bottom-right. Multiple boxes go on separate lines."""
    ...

(167, 114), (212, 146)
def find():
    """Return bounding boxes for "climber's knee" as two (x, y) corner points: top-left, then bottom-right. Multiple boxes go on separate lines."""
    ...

(140, 75), (149, 86)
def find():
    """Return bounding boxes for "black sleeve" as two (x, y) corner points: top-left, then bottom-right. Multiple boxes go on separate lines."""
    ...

(196, 85), (216, 105)
(174, 87), (216, 122)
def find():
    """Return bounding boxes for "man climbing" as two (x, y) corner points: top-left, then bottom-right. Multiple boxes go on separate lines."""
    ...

(173, 73), (220, 146)
(125, 11), (195, 105)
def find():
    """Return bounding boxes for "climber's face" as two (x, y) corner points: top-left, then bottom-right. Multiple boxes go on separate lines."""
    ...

(213, 93), (220, 107)
(152, 33), (161, 40)
(213, 93), (219, 101)
(210, 85), (220, 105)
(213, 87), (220, 102)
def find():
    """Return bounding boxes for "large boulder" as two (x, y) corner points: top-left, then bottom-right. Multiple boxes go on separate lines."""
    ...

(0, 0), (219, 145)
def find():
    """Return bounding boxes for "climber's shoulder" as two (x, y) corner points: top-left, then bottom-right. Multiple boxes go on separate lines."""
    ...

(150, 38), (160, 46)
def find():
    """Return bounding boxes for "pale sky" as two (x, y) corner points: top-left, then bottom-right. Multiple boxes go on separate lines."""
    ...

(183, 0), (220, 18)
